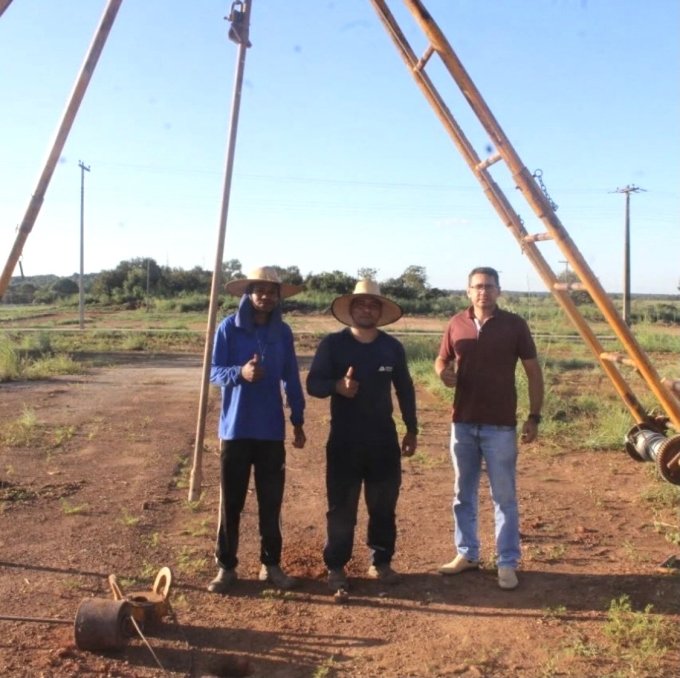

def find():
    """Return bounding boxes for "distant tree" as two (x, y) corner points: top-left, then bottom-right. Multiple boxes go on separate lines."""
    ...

(162, 266), (211, 295)
(357, 267), (378, 281)
(222, 259), (243, 282)
(305, 270), (356, 294)
(401, 265), (428, 293)
(9, 282), (37, 304)
(556, 269), (591, 305)
(381, 265), (429, 300)
(271, 265), (303, 286)
(52, 277), (79, 297)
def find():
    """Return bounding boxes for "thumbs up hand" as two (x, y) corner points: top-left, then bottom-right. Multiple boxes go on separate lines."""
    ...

(241, 353), (265, 382)
(336, 365), (359, 398)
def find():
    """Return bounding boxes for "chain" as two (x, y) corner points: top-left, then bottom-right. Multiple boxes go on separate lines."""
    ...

(532, 169), (558, 212)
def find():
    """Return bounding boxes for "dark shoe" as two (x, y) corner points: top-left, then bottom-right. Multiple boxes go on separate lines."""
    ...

(259, 564), (297, 590)
(367, 563), (401, 585)
(327, 568), (349, 591)
(207, 568), (237, 594)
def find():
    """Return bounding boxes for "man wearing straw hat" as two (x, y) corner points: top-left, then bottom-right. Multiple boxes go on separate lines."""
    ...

(307, 279), (418, 592)
(207, 266), (306, 593)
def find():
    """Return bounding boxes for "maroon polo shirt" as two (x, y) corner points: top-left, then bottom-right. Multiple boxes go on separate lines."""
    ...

(438, 306), (537, 426)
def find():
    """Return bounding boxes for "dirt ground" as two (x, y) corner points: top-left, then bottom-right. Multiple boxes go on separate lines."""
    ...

(1, 343), (679, 677)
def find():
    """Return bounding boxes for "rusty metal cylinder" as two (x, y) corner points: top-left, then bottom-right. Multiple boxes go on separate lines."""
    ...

(74, 598), (132, 651)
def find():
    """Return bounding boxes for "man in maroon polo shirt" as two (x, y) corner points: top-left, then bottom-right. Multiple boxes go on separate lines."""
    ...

(434, 266), (544, 590)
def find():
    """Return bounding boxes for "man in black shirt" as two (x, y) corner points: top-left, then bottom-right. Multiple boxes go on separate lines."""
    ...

(307, 280), (418, 592)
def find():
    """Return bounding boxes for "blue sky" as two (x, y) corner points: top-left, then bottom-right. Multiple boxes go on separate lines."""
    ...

(1, 0), (678, 293)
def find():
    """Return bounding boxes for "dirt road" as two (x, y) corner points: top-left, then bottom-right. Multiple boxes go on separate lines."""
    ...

(0, 352), (678, 677)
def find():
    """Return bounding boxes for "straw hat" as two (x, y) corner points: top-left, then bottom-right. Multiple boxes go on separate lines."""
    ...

(331, 280), (403, 327)
(225, 266), (304, 299)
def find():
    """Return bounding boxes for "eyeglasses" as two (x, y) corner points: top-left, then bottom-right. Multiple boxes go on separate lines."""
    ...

(469, 283), (498, 291)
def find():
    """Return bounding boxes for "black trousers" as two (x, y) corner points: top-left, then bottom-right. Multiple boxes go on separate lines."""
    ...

(214, 439), (286, 570)
(323, 440), (402, 570)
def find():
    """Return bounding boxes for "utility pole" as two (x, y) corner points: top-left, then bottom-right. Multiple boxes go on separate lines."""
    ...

(78, 160), (90, 330)
(559, 260), (570, 278)
(614, 184), (645, 325)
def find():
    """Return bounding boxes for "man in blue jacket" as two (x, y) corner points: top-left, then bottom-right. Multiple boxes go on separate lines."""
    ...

(208, 266), (306, 593)
(307, 280), (418, 592)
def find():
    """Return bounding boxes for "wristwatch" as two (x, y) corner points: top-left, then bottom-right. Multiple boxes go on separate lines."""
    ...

(528, 413), (542, 424)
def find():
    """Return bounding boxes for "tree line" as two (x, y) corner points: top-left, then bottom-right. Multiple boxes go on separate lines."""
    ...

(5, 258), (450, 308)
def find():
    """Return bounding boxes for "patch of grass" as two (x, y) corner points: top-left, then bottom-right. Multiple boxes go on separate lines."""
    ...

(2, 406), (39, 446)
(603, 595), (676, 670)
(542, 604), (567, 620)
(312, 657), (337, 678)
(53, 425), (76, 448)
(138, 561), (158, 581)
(653, 520), (680, 546)
(563, 632), (600, 659)
(641, 482), (680, 510)
(181, 518), (211, 538)
(60, 499), (89, 515)
(118, 509), (141, 527)
(0, 333), (21, 381)
(172, 454), (191, 490)
(121, 333), (150, 351)
(176, 546), (208, 574)
(186, 495), (205, 513)
(23, 354), (83, 380)
(145, 532), (161, 548)
(260, 588), (294, 600)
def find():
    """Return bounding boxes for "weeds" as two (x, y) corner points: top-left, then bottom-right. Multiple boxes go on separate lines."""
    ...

(603, 595), (675, 670)
(0, 334), (21, 381)
(118, 509), (141, 527)
(60, 499), (89, 515)
(542, 604), (567, 620)
(53, 425), (76, 448)
(181, 518), (211, 538)
(176, 546), (208, 574)
(145, 532), (161, 548)
(2, 407), (39, 446)
(312, 657), (337, 678)
(260, 588), (294, 600)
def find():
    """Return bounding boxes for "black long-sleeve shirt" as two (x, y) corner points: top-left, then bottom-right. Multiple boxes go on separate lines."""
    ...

(306, 328), (418, 446)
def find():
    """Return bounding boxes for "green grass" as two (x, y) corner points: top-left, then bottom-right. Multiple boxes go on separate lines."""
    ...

(603, 595), (677, 670)
(1, 407), (39, 446)
(60, 499), (89, 515)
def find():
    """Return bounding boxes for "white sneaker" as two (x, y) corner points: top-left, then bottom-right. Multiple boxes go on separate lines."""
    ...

(438, 554), (479, 575)
(498, 567), (518, 590)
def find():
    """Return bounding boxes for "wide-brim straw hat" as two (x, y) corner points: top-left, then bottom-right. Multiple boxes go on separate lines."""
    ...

(331, 279), (403, 327)
(225, 266), (304, 299)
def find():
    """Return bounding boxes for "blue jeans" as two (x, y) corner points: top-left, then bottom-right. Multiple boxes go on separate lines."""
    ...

(450, 423), (520, 569)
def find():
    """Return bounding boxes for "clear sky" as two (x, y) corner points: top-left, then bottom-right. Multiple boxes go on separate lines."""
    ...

(1, 0), (678, 294)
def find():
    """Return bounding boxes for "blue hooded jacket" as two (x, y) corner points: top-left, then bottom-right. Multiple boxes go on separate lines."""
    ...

(210, 294), (305, 441)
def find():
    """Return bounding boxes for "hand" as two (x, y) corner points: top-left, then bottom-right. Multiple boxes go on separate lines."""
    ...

(335, 366), (359, 398)
(241, 353), (265, 382)
(439, 363), (457, 388)
(401, 432), (417, 457)
(520, 418), (538, 444)
(292, 425), (306, 449)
